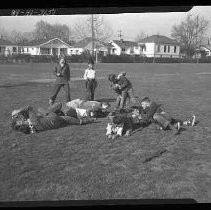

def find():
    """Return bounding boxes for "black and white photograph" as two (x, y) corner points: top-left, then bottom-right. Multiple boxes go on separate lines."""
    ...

(0, 4), (210, 205)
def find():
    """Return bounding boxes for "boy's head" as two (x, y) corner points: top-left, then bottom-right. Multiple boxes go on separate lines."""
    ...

(117, 72), (126, 79)
(88, 58), (94, 68)
(108, 74), (117, 83)
(59, 57), (66, 65)
(140, 97), (151, 109)
(11, 117), (30, 134)
(130, 106), (140, 117)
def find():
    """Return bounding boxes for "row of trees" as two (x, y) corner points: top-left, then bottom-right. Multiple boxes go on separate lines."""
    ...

(0, 15), (113, 45)
(0, 14), (210, 58)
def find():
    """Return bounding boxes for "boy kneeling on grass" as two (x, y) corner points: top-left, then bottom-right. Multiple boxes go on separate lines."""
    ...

(139, 97), (196, 135)
(11, 103), (96, 134)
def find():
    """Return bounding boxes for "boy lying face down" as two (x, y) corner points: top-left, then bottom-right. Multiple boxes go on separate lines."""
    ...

(64, 99), (110, 118)
(11, 103), (95, 134)
(139, 97), (196, 135)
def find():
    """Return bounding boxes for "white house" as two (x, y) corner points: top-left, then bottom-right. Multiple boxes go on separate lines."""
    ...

(71, 37), (111, 56)
(199, 45), (211, 57)
(109, 39), (140, 55)
(0, 38), (15, 56)
(18, 38), (73, 56)
(138, 35), (180, 58)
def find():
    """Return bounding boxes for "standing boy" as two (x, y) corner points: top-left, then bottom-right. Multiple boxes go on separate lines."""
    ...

(117, 72), (135, 109)
(49, 57), (71, 105)
(83, 58), (97, 101)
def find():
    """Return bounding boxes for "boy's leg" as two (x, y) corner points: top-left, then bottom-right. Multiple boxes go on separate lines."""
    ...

(63, 83), (71, 102)
(127, 88), (136, 105)
(153, 113), (171, 129)
(85, 80), (91, 101)
(90, 81), (95, 101)
(49, 84), (62, 104)
(115, 95), (121, 109)
(119, 90), (128, 109)
(153, 113), (180, 134)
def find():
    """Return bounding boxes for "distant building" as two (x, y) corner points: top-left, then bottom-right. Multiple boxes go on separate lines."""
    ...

(71, 37), (111, 56)
(199, 45), (211, 57)
(109, 39), (140, 55)
(18, 38), (73, 56)
(138, 35), (180, 58)
(0, 37), (15, 56)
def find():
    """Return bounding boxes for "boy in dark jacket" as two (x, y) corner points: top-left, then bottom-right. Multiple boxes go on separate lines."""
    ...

(139, 97), (196, 135)
(49, 57), (71, 105)
(117, 72), (135, 109)
(108, 73), (130, 109)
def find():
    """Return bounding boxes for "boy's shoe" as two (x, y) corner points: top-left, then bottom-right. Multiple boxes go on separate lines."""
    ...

(183, 115), (196, 126)
(191, 115), (196, 126)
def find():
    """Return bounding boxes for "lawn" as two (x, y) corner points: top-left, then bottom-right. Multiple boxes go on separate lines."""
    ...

(0, 62), (211, 202)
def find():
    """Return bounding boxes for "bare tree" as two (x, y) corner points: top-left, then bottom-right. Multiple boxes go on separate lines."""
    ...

(72, 15), (113, 42)
(33, 20), (71, 42)
(171, 14), (209, 57)
(135, 32), (148, 42)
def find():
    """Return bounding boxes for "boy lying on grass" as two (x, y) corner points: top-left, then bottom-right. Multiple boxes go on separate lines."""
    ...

(106, 108), (148, 139)
(11, 103), (96, 134)
(139, 97), (196, 135)
(64, 98), (110, 118)
(105, 96), (196, 139)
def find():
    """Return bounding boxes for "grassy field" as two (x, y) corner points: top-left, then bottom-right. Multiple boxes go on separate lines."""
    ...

(0, 63), (211, 202)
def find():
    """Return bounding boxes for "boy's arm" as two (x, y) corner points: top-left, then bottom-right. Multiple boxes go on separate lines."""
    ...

(116, 124), (124, 136)
(53, 64), (58, 76)
(106, 123), (113, 135)
(118, 77), (130, 89)
(83, 69), (88, 80)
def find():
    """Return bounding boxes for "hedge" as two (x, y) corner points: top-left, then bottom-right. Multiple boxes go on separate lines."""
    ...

(1, 54), (211, 64)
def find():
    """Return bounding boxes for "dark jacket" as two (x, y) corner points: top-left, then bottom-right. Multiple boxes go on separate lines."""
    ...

(54, 63), (70, 84)
(118, 75), (132, 91)
(140, 101), (162, 122)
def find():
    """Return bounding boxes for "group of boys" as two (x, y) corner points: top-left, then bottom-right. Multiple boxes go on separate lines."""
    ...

(105, 96), (196, 139)
(106, 72), (196, 139)
(11, 68), (196, 138)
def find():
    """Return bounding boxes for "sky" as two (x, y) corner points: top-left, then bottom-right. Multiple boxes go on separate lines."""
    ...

(0, 6), (211, 41)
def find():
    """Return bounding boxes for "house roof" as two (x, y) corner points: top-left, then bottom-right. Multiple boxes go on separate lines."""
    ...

(199, 45), (211, 51)
(112, 40), (138, 48)
(74, 37), (93, 48)
(20, 38), (71, 47)
(74, 37), (112, 49)
(0, 38), (14, 46)
(139, 35), (179, 45)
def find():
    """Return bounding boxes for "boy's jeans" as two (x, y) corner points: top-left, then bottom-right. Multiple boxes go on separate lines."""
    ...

(119, 88), (135, 109)
(153, 112), (171, 129)
(50, 83), (71, 103)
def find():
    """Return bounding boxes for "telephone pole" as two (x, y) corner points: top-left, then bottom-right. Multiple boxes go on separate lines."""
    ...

(91, 14), (95, 57)
(88, 15), (97, 62)
(118, 30), (123, 41)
